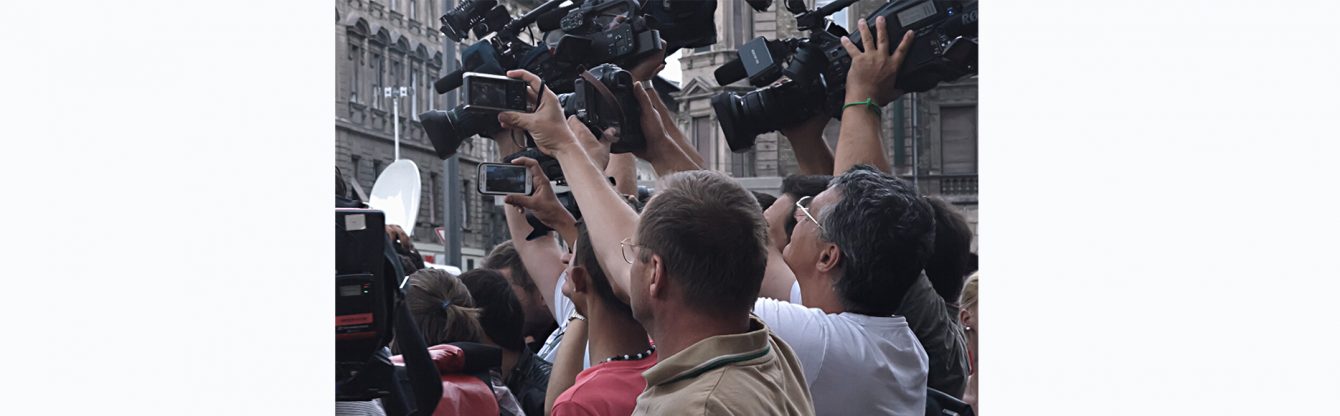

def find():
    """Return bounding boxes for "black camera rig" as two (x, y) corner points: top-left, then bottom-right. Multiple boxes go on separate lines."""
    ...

(712, 0), (978, 152)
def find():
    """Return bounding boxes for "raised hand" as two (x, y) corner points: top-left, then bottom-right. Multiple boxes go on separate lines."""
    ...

(841, 16), (916, 106)
(503, 156), (577, 232)
(498, 70), (582, 157)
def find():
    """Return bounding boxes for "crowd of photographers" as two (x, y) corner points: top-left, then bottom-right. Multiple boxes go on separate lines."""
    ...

(338, 0), (979, 414)
(341, 14), (980, 416)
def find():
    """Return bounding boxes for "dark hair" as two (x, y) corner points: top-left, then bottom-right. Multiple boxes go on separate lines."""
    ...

(924, 197), (974, 303)
(483, 241), (538, 297)
(458, 269), (527, 352)
(752, 191), (778, 211)
(400, 268), (485, 353)
(636, 170), (768, 315)
(821, 165), (936, 316)
(781, 174), (834, 238)
(575, 224), (629, 315)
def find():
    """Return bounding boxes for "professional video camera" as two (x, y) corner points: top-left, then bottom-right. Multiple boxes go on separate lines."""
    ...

(551, 0), (665, 69)
(336, 207), (443, 415)
(422, 0), (666, 159)
(712, 0), (978, 152)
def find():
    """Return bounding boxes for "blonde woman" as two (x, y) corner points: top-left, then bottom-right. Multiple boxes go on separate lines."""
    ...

(958, 272), (980, 412)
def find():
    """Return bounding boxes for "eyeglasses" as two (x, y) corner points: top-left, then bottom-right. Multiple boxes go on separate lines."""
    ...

(620, 237), (642, 264)
(795, 196), (825, 232)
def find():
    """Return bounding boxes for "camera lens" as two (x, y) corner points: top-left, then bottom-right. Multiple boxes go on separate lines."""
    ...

(420, 106), (501, 159)
(712, 81), (823, 153)
(440, 0), (498, 42)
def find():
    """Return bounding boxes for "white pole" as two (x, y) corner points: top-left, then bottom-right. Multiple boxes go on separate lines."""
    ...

(393, 95), (401, 160)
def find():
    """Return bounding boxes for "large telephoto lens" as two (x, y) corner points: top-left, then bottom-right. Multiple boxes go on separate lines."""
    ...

(420, 106), (500, 159)
(711, 80), (823, 153)
(440, 0), (498, 42)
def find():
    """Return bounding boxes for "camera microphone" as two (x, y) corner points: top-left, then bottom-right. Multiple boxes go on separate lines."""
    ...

(435, 69), (466, 94)
(714, 58), (747, 86)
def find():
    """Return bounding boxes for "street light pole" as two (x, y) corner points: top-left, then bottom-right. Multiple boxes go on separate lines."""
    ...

(386, 86), (408, 160)
(442, 0), (463, 268)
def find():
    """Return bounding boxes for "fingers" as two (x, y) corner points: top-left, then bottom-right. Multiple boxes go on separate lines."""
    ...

(891, 30), (916, 68)
(568, 115), (600, 145)
(510, 156), (551, 184)
(633, 82), (662, 131)
(875, 16), (889, 53)
(857, 18), (875, 52)
(840, 36), (860, 58)
(506, 69), (543, 93)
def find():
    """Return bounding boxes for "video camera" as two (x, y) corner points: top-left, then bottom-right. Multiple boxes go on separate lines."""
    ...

(712, 0), (978, 152)
(336, 208), (443, 415)
(420, 0), (668, 159)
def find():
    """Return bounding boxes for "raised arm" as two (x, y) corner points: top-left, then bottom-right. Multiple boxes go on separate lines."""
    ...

(502, 206), (568, 317)
(500, 70), (640, 303)
(607, 153), (639, 196)
(833, 17), (916, 175)
(779, 113), (836, 175)
(544, 316), (586, 415)
(631, 82), (702, 176)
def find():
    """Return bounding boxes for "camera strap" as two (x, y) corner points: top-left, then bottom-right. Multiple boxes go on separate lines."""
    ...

(580, 70), (627, 135)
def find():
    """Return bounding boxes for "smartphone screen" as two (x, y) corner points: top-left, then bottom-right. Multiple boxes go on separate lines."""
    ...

(463, 73), (529, 113)
(479, 163), (530, 195)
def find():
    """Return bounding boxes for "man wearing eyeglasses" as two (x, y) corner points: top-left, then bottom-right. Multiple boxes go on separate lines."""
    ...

(745, 18), (943, 416)
(498, 68), (815, 415)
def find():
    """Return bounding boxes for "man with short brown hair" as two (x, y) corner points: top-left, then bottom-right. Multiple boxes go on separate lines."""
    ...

(498, 72), (815, 415)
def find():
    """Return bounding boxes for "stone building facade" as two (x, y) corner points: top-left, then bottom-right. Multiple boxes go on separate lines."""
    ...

(336, 0), (521, 269)
(670, 0), (978, 236)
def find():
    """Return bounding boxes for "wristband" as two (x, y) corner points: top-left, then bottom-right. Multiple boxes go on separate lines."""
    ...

(567, 310), (586, 323)
(842, 98), (881, 114)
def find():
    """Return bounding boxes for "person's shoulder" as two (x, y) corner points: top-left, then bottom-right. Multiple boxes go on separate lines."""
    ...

(753, 297), (833, 327)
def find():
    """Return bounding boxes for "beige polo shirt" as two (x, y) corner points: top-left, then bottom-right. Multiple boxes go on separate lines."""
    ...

(632, 316), (815, 416)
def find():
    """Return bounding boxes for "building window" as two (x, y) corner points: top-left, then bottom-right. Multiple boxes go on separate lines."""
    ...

(692, 116), (714, 169)
(374, 52), (385, 109)
(939, 105), (978, 174)
(351, 155), (362, 184)
(409, 0), (417, 20)
(349, 43), (362, 103)
(372, 159), (383, 178)
(429, 172), (439, 223)
(731, 150), (756, 177)
(732, 0), (754, 48)
(410, 67), (419, 120)
(461, 180), (472, 230)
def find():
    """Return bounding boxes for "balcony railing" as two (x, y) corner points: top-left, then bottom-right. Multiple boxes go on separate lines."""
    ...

(899, 173), (978, 197)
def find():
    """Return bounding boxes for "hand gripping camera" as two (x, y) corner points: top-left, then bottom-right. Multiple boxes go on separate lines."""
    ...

(712, 0), (978, 152)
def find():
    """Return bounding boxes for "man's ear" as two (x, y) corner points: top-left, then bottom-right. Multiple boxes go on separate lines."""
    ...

(816, 243), (841, 274)
(647, 253), (666, 299)
(570, 266), (590, 294)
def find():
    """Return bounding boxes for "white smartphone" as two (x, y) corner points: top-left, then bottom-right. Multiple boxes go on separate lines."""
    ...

(461, 72), (531, 113)
(477, 163), (532, 196)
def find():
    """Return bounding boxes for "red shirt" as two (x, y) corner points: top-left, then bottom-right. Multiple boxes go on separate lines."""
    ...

(551, 351), (659, 416)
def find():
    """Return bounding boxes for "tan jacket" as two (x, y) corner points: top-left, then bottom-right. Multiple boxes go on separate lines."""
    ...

(633, 316), (815, 415)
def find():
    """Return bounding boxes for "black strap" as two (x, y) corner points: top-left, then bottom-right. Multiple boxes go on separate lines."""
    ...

(580, 70), (628, 136)
(383, 238), (442, 416)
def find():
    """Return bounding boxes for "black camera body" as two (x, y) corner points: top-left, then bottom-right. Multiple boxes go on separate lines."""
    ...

(553, 0), (666, 70)
(712, 0), (977, 152)
(640, 0), (719, 55)
(558, 63), (645, 154)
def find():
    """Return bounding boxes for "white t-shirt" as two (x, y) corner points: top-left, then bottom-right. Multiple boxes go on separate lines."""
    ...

(536, 271), (591, 368)
(753, 297), (929, 416)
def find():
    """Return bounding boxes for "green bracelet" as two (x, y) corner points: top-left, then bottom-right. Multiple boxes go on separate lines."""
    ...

(842, 98), (880, 114)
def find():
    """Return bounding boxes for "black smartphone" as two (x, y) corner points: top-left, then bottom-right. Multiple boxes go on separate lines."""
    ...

(477, 163), (532, 195)
(462, 72), (530, 113)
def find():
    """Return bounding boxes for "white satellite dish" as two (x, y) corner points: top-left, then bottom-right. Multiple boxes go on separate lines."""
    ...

(368, 159), (422, 235)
